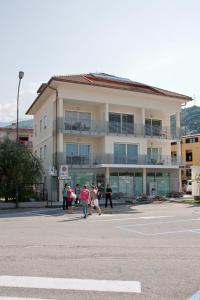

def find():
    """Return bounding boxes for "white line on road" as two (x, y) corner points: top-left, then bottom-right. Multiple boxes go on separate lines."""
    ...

(0, 276), (141, 294)
(187, 289), (200, 300)
(89, 215), (173, 222)
(0, 297), (55, 300)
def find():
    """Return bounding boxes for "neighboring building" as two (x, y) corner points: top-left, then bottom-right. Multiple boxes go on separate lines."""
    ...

(0, 123), (33, 151)
(26, 73), (192, 201)
(171, 134), (200, 183)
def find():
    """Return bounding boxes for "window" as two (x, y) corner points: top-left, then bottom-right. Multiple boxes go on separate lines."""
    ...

(65, 111), (91, 131)
(171, 142), (177, 145)
(147, 148), (162, 164)
(65, 143), (90, 164)
(40, 147), (43, 159)
(44, 145), (47, 160)
(44, 116), (47, 129)
(185, 137), (198, 143)
(40, 120), (42, 133)
(109, 113), (134, 134)
(186, 168), (191, 177)
(145, 119), (162, 136)
(186, 150), (192, 162)
(114, 143), (138, 164)
(171, 151), (177, 163)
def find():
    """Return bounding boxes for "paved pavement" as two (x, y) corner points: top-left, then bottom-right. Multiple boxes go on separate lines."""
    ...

(0, 202), (200, 299)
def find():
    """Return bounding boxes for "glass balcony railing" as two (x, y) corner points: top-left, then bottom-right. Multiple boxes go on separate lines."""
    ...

(55, 118), (180, 139)
(58, 153), (181, 167)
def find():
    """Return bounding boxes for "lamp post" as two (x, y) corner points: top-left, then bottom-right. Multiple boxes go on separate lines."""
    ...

(16, 71), (24, 142)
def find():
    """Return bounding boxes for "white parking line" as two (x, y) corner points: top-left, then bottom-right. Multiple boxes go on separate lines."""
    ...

(117, 218), (200, 236)
(0, 276), (141, 294)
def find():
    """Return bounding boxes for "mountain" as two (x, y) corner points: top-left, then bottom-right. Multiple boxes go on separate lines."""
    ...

(181, 106), (200, 135)
(1, 119), (33, 129)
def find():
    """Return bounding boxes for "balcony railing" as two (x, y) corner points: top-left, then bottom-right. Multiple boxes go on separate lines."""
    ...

(58, 153), (181, 167)
(55, 118), (180, 139)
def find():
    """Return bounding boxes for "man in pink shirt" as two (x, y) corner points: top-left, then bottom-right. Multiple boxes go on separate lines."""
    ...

(80, 185), (90, 218)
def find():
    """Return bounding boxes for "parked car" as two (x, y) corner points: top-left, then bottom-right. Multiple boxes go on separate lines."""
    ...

(185, 180), (192, 194)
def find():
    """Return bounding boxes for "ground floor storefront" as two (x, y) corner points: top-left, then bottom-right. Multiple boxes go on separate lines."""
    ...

(57, 167), (180, 200)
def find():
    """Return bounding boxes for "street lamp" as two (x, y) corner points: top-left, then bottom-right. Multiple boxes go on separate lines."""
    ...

(16, 71), (24, 142)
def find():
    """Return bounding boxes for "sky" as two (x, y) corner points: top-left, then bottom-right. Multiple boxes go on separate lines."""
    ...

(0, 0), (200, 122)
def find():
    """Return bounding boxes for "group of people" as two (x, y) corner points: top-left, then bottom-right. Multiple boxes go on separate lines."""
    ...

(62, 183), (113, 218)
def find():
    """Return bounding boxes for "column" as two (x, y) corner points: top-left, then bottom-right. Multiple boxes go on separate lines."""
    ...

(105, 103), (109, 121)
(57, 98), (64, 202)
(143, 168), (147, 194)
(141, 108), (145, 136)
(179, 169), (182, 192)
(105, 167), (110, 186)
(176, 111), (181, 138)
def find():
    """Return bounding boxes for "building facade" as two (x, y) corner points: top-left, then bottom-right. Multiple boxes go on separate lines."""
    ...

(26, 73), (191, 201)
(0, 123), (33, 151)
(171, 134), (200, 183)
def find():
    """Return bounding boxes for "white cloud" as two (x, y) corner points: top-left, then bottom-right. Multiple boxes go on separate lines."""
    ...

(0, 102), (17, 122)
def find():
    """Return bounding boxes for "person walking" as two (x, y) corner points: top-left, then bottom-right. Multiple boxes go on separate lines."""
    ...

(80, 185), (90, 218)
(67, 185), (74, 213)
(62, 183), (68, 210)
(105, 184), (113, 208)
(90, 185), (101, 215)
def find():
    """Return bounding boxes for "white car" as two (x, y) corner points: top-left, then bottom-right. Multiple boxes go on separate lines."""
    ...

(185, 180), (192, 194)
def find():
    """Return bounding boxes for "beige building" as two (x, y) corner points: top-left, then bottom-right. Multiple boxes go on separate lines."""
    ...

(171, 134), (200, 183)
(26, 73), (192, 201)
(0, 123), (33, 151)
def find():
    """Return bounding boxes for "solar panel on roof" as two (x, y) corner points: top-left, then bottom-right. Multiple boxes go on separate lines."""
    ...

(89, 73), (132, 83)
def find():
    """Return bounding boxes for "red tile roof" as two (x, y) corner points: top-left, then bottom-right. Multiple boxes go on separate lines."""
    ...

(51, 73), (192, 100)
(26, 73), (192, 114)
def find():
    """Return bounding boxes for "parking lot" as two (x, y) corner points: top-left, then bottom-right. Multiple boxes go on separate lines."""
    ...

(0, 202), (200, 299)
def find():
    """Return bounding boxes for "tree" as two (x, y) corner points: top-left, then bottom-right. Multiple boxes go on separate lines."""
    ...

(0, 138), (43, 205)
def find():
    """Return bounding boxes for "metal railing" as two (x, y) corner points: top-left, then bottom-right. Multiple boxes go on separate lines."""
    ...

(55, 118), (180, 139)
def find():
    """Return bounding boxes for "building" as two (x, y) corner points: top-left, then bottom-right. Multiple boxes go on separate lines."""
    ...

(26, 73), (192, 201)
(0, 123), (33, 151)
(171, 134), (200, 183)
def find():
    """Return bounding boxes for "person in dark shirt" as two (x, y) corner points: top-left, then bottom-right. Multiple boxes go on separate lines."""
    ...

(105, 184), (113, 208)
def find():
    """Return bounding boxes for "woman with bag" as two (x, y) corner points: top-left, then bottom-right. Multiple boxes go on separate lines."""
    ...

(67, 186), (76, 213)
(90, 185), (101, 215)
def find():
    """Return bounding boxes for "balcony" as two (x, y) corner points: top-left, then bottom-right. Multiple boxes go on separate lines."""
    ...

(56, 118), (179, 139)
(58, 153), (181, 167)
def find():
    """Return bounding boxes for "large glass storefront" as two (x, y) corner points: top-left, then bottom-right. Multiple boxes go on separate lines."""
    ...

(63, 169), (177, 198)
(110, 172), (143, 199)
(66, 170), (105, 190)
(147, 172), (171, 196)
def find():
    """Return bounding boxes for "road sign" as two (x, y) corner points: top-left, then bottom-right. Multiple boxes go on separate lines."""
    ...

(59, 165), (68, 179)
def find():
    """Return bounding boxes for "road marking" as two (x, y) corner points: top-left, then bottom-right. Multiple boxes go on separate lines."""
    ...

(117, 218), (200, 236)
(0, 276), (141, 294)
(118, 226), (200, 236)
(89, 215), (173, 222)
(0, 297), (55, 300)
(187, 289), (200, 300)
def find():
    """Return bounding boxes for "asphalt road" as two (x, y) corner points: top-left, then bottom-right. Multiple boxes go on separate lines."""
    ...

(0, 202), (200, 300)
